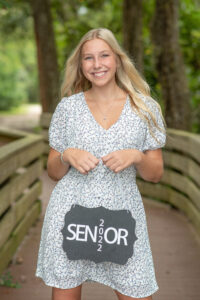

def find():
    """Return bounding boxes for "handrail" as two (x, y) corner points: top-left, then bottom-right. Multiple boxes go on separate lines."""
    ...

(0, 127), (44, 274)
(137, 128), (200, 236)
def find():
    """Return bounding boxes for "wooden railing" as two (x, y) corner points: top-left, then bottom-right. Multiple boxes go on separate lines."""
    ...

(137, 128), (200, 236)
(40, 113), (200, 236)
(0, 127), (44, 274)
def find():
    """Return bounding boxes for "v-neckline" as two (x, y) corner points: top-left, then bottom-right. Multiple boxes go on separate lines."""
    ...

(82, 91), (128, 132)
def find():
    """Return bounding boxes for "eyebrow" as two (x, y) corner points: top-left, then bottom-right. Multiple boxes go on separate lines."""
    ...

(82, 50), (110, 57)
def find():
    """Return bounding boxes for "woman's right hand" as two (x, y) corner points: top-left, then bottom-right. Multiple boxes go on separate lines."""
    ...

(62, 148), (100, 174)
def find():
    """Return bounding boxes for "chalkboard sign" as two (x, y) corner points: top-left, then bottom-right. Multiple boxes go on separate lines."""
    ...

(61, 204), (138, 265)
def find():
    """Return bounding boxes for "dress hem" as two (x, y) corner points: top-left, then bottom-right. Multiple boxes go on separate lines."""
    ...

(35, 272), (159, 299)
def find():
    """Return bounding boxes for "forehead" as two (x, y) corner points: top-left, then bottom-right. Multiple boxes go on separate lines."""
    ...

(81, 38), (113, 55)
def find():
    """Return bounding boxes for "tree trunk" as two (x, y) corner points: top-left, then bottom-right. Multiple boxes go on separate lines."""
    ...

(122, 0), (143, 73)
(29, 0), (60, 113)
(151, 0), (191, 130)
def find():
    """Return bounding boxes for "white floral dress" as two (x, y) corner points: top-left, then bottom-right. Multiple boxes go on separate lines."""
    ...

(35, 91), (166, 298)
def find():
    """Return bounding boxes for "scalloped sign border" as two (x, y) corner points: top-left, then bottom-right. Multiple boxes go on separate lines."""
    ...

(61, 204), (138, 265)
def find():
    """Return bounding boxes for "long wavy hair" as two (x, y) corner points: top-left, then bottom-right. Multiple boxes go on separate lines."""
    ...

(61, 28), (166, 143)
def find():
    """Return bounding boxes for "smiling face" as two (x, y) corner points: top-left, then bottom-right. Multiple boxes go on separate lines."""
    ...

(81, 38), (118, 88)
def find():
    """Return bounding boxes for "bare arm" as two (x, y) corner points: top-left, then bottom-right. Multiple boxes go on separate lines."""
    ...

(47, 148), (70, 181)
(47, 147), (100, 181)
(101, 148), (164, 183)
(134, 148), (164, 183)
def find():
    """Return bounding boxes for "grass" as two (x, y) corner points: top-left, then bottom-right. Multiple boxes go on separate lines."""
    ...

(0, 271), (21, 288)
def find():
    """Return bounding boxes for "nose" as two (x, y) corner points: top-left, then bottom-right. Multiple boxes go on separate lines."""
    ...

(94, 57), (101, 69)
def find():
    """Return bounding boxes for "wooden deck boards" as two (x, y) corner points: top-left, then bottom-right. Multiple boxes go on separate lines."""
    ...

(0, 170), (199, 300)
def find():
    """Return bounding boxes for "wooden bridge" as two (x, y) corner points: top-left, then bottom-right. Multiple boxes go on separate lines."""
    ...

(0, 123), (200, 299)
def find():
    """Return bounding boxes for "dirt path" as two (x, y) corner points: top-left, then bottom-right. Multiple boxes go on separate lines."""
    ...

(0, 104), (41, 132)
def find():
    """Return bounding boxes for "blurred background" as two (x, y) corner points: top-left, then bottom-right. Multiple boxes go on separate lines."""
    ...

(0, 1), (200, 299)
(0, 0), (199, 132)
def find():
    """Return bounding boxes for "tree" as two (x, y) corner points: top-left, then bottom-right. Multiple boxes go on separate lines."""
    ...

(122, 0), (143, 73)
(29, 0), (60, 112)
(151, 0), (191, 130)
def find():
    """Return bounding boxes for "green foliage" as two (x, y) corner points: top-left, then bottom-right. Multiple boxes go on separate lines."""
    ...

(0, 41), (26, 110)
(0, 39), (38, 110)
(0, 0), (31, 39)
(179, 0), (200, 132)
(0, 271), (21, 288)
(0, 0), (11, 9)
(0, 0), (199, 131)
(51, 0), (123, 70)
(0, 1), (38, 110)
(142, 0), (200, 132)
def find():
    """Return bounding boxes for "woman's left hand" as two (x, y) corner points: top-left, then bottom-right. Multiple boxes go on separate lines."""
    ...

(101, 149), (142, 173)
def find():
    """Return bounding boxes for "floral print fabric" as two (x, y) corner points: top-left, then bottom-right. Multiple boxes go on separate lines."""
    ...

(35, 91), (166, 298)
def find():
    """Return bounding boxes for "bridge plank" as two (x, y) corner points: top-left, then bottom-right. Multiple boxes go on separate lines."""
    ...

(0, 200), (41, 275)
(166, 128), (200, 163)
(0, 138), (44, 184)
(137, 179), (200, 236)
(0, 181), (42, 249)
(0, 159), (43, 216)
(162, 169), (200, 210)
(163, 151), (200, 187)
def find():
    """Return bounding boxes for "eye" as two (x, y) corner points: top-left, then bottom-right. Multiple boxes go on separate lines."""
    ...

(102, 54), (109, 57)
(84, 57), (92, 60)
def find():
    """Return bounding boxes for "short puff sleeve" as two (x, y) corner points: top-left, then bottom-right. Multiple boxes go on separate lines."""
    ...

(48, 98), (68, 153)
(142, 97), (166, 152)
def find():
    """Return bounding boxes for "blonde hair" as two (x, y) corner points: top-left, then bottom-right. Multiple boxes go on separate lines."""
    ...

(61, 28), (166, 143)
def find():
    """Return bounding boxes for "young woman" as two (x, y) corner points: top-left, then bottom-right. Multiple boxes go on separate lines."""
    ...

(36, 28), (166, 300)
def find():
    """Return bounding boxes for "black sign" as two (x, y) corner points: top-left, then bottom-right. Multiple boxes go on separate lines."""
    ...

(61, 204), (138, 265)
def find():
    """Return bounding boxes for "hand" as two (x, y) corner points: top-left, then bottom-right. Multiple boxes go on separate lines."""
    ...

(63, 148), (100, 175)
(101, 149), (142, 173)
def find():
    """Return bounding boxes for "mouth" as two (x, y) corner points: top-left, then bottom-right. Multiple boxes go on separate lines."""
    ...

(92, 71), (107, 78)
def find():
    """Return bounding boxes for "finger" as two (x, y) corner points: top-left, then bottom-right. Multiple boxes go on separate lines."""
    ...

(80, 161), (92, 172)
(114, 165), (122, 173)
(79, 166), (88, 175)
(82, 158), (99, 171)
(110, 162), (121, 172)
(88, 156), (100, 166)
(104, 157), (117, 168)
(102, 153), (112, 163)
(85, 159), (98, 170)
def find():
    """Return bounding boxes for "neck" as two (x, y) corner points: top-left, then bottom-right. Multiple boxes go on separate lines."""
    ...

(88, 83), (125, 104)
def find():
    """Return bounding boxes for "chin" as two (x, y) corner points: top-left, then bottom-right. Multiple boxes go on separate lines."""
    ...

(92, 78), (114, 87)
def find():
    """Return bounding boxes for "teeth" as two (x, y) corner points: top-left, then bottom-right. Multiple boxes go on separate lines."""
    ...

(93, 72), (106, 77)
